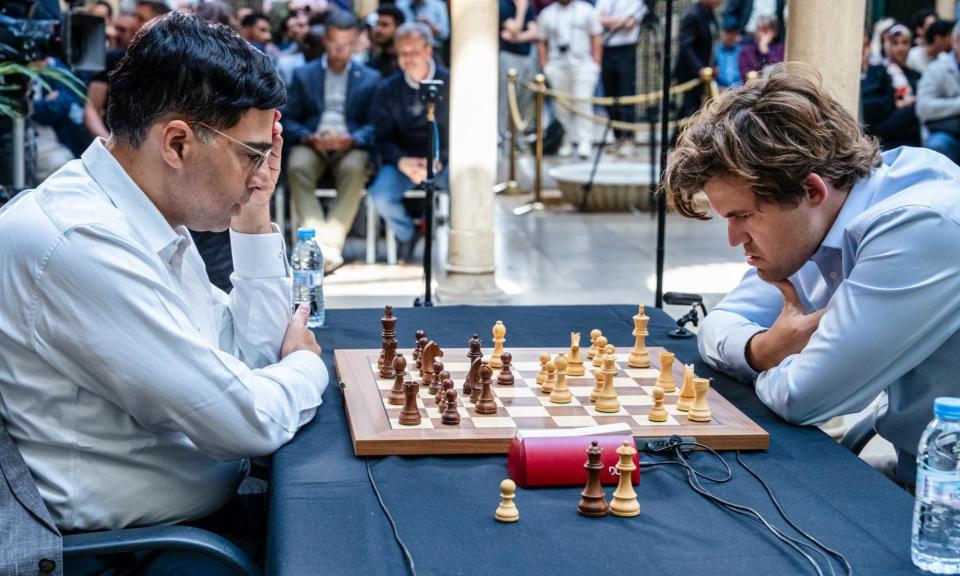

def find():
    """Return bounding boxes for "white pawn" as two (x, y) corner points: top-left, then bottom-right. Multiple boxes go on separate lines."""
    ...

(495, 479), (519, 522)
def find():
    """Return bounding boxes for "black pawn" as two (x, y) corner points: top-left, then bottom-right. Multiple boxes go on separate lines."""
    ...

(475, 363), (497, 415)
(388, 354), (407, 406)
(435, 372), (451, 406)
(577, 441), (608, 517)
(497, 352), (515, 386)
(442, 388), (461, 425)
(429, 361), (445, 395)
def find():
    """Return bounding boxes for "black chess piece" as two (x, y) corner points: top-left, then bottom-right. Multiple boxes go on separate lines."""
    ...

(388, 354), (407, 406)
(379, 306), (397, 379)
(497, 352), (515, 386)
(429, 361), (444, 395)
(475, 363), (497, 415)
(577, 441), (608, 517)
(441, 388), (460, 425)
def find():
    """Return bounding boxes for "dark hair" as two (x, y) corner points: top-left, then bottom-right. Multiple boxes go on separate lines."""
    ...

(196, 1), (235, 28)
(108, 11), (286, 148)
(240, 11), (269, 28)
(377, 6), (405, 27)
(136, 1), (171, 17)
(912, 8), (936, 32)
(93, 0), (113, 19)
(926, 19), (954, 44)
(325, 9), (358, 31)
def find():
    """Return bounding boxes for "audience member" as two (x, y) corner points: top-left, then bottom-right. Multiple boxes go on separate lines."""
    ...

(916, 21), (960, 164)
(715, 25), (742, 88)
(907, 18), (953, 73)
(30, 57), (89, 181)
(368, 5), (406, 77)
(597, 0), (642, 154)
(396, 0), (450, 48)
(737, 14), (783, 81)
(282, 11), (380, 271)
(537, 0), (602, 158)
(675, 0), (719, 118)
(240, 11), (274, 53)
(498, 0), (537, 145)
(369, 23), (450, 263)
(861, 32), (920, 150)
(196, 0), (238, 29)
(721, 0), (785, 41)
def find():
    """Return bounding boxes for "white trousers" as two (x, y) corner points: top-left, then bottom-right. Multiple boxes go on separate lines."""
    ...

(544, 58), (600, 147)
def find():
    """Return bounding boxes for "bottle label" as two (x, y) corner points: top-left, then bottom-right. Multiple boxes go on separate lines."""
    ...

(293, 270), (313, 287)
(916, 468), (960, 509)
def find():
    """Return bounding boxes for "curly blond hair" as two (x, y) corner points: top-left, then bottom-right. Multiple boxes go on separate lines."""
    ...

(663, 62), (881, 219)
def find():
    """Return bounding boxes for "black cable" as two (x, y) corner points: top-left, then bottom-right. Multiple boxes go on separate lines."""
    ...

(365, 458), (417, 576)
(735, 452), (853, 576)
(578, 101), (617, 212)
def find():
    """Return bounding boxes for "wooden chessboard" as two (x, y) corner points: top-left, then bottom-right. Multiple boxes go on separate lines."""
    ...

(336, 347), (769, 456)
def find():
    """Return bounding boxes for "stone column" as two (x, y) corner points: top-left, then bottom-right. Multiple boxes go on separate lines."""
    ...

(437, 0), (506, 303)
(937, 0), (956, 20)
(785, 0), (867, 116)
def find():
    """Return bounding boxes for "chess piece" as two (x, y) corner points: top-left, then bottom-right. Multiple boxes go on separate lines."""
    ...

(536, 353), (550, 386)
(475, 363), (498, 414)
(379, 306), (397, 378)
(590, 368), (603, 402)
(610, 442), (640, 517)
(398, 379), (421, 426)
(541, 360), (556, 394)
(591, 335), (608, 368)
(441, 388), (461, 425)
(687, 377), (712, 422)
(647, 386), (668, 422)
(421, 341), (442, 389)
(497, 352), (515, 386)
(495, 479), (519, 522)
(412, 329), (426, 367)
(587, 329), (602, 359)
(628, 305), (651, 368)
(387, 353), (407, 405)
(435, 372), (451, 406)
(416, 336), (429, 379)
(655, 351), (676, 393)
(490, 321), (506, 369)
(676, 364), (696, 412)
(429, 361), (445, 395)
(550, 354), (573, 404)
(466, 357), (482, 402)
(464, 334), (483, 396)
(567, 332), (586, 377)
(577, 441), (608, 517)
(595, 353), (621, 413)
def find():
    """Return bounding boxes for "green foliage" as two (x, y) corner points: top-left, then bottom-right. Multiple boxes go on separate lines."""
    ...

(0, 61), (87, 118)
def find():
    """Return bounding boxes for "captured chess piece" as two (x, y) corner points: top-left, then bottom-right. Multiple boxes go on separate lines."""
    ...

(656, 351), (676, 393)
(676, 364), (696, 412)
(379, 305), (398, 379)
(550, 353), (573, 404)
(688, 377), (712, 422)
(567, 332), (586, 377)
(441, 388), (461, 425)
(591, 335), (608, 368)
(610, 442), (640, 517)
(490, 321), (506, 369)
(595, 352), (621, 413)
(388, 353), (407, 405)
(536, 352), (550, 386)
(541, 360), (556, 394)
(578, 441), (609, 517)
(647, 386), (667, 422)
(628, 305), (651, 368)
(398, 379), (422, 426)
(495, 479), (520, 522)
(497, 352), (515, 386)
(475, 363), (498, 414)
(587, 329), (602, 360)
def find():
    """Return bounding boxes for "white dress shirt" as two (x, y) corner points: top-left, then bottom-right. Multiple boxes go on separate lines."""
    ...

(537, 1), (603, 63)
(0, 139), (328, 531)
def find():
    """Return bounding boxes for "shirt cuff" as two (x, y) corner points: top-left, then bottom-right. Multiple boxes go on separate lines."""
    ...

(280, 349), (330, 401)
(721, 324), (765, 383)
(230, 224), (288, 279)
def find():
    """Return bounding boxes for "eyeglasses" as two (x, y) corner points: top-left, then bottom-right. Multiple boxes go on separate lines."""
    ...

(190, 121), (271, 176)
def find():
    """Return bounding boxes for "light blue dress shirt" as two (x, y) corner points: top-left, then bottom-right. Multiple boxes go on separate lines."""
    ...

(397, 0), (450, 42)
(699, 147), (960, 464)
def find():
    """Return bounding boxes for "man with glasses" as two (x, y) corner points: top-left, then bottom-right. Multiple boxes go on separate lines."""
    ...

(0, 11), (327, 563)
(283, 10), (380, 272)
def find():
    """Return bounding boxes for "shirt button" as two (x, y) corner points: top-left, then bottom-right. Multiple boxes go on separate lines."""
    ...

(38, 559), (56, 573)
(829, 271), (839, 280)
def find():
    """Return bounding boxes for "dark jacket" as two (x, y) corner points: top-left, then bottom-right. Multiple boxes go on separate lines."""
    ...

(722, 0), (787, 39)
(861, 64), (921, 149)
(281, 60), (381, 149)
(371, 66), (450, 167)
(674, 2), (718, 83)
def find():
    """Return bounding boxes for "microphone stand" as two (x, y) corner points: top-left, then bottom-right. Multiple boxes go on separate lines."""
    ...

(414, 99), (438, 307)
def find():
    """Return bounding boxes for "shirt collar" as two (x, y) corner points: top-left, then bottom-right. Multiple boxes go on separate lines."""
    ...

(320, 54), (351, 75)
(817, 161), (889, 252)
(81, 138), (181, 257)
(404, 58), (436, 89)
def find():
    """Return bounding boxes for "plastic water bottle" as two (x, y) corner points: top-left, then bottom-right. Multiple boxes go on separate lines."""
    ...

(912, 397), (960, 574)
(291, 227), (324, 328)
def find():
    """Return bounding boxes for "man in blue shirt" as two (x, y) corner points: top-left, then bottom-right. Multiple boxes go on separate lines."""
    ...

(664, 63), (960, 484)
(715, 25), (742, 88)
(396, 0), (450, 48)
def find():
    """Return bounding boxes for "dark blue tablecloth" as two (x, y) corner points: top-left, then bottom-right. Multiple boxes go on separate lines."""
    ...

(266, 305), (919, 575)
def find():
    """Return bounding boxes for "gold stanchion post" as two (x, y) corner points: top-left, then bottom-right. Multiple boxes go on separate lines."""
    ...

(699, 67), (717, 106)
(495, 69), (523, 195)
(513, 73), (547, 215)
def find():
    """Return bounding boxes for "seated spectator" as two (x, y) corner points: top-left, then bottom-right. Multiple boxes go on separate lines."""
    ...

(883, 24), (921, 95)
(31, 57), (90, 181)
(861, 32), (920, 150)
(916, 22), (960, 164)
(240, 11), (274, 53)
(369, 22), (449, 263)
(277, 10), (310, 55)
(907, 19), (953, 74)
(738, 14), (784, 80)
(277, 23), (326, 86)
(367, 5), (406, 78)
(282, 10), (379, 271)
(715, 25), (742, 89)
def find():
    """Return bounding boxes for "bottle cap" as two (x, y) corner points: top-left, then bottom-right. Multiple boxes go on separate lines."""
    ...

(934, 397), (960, 420)
(297, 227), (315, 239)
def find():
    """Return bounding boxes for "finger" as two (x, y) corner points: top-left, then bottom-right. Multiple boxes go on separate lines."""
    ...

(293, 303), (310, 325)
(771, 279), (803, 309)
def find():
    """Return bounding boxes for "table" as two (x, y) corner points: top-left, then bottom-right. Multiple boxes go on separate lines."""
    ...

(266, 305), (918, 575)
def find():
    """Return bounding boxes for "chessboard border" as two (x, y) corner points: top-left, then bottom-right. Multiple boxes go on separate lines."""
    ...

(336, 347), (769, 456)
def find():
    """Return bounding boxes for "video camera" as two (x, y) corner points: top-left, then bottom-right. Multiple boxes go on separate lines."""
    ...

(0, 0), (105, 72)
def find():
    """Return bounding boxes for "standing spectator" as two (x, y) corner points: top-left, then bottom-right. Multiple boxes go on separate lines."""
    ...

(282, 11), (380, 272)
(396, 0), (450, 47)
(675, 0), (718, 118)
(369, 23), (450, 263)
(240, 12), (274, 53)
(368, 6), (406, 77)
(537, 0), (602, 158)
(498, 0), (538, 146)
(737, 14), (783, 81)
(907, 19), (953, 74)
(715, 25), (742, 88)
(87, 1), (116, 49)
(917, 22), (960, 164)
(597, 0), (642, 155)
(721, 0), (785, 42)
